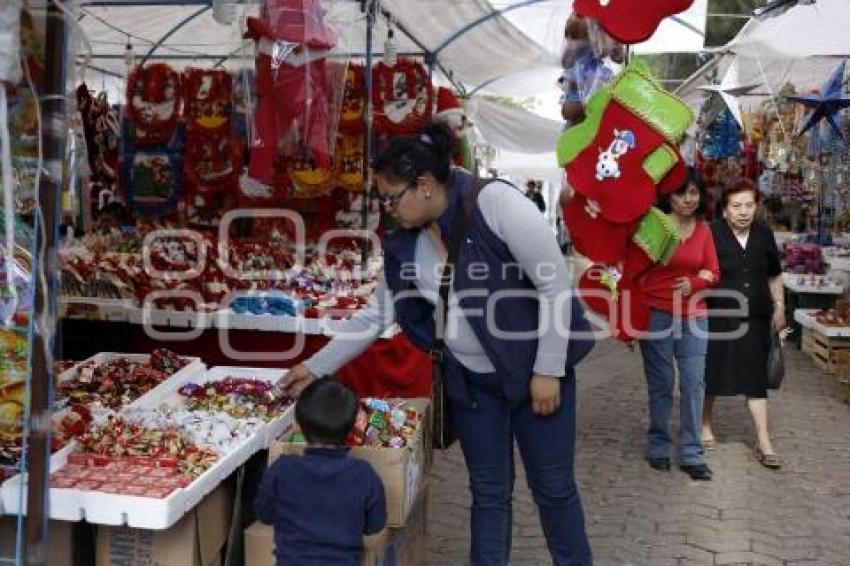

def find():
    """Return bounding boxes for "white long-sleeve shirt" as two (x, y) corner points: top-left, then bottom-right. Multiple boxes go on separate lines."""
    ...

(304, 180), (574, 377)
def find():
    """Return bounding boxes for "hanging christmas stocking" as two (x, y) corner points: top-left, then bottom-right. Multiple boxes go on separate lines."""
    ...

(573, 0), (694, 45)
(564, 97), (675, 223)
(563, 193), (636, 264)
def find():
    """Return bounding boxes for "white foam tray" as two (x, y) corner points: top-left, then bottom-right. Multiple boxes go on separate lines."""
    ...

(2, 365), (291, 529)
(794, 309), (850, 337)
(56, 352), (206, 409)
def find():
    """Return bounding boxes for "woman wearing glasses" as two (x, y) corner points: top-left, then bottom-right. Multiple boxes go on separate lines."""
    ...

(283, 123), (594, 565)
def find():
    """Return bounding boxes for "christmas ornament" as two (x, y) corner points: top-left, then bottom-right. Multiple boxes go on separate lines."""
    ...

(697, 59), (760, 128)
(789, 60), (850, 142)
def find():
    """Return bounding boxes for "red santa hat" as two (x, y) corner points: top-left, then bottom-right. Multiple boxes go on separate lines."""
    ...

(434, 87), (464, 121)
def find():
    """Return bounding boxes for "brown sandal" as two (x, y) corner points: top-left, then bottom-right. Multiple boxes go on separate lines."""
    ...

(754, 445), (782, 469)
(702, 437), (717, 451)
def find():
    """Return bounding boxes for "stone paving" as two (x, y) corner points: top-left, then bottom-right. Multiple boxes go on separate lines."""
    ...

(426, 340), (850, 565)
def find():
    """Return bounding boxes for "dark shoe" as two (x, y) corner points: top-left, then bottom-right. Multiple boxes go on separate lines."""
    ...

(648, 457), (671, 471)
(679, 463), (713, 480)
(754, 445), (782, 470)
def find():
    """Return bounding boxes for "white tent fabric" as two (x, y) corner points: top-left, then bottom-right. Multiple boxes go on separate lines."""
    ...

(722, 0), (850, 59)
(677, 0), (850, 120)
(466, 96), (562, 154)
(70, 0), (553, 92)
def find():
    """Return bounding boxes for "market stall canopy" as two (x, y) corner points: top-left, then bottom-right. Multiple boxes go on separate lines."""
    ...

(722, 0), (850, 59)
(678, 0), (850, 116)
(466, 95), (562, 154)
(69, 0), (556, 92)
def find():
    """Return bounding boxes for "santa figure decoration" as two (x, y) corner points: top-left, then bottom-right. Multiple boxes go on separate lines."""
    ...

(430, 86), (474, 170)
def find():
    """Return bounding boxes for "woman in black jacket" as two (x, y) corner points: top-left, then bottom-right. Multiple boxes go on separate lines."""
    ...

(702, 179), (786, 469)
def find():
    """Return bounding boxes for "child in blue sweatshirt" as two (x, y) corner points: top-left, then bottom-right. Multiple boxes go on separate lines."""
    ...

(256, 378), (387, 565)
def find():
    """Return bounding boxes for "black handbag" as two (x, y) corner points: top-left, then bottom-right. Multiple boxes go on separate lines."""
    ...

(430, 178), (486, 450)
(766, 332), (785, 390)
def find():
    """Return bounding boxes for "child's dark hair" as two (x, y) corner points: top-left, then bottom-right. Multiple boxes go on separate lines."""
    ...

(374, 122), (457, 186)
(656, 167), (708, 217)
(295, 378), (358, 445)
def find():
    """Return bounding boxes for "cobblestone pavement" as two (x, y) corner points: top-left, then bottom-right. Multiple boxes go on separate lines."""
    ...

(426, 340), (850, 565)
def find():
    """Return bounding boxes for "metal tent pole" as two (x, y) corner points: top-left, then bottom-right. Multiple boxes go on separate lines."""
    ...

(26, 2), (66, 563)
(360, 0), (377, 266)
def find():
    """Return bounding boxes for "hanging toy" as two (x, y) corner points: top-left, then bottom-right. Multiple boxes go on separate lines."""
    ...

(125, 63), (183, 146)
(243, 1), (337, 188)
(372, 58), (434, 135)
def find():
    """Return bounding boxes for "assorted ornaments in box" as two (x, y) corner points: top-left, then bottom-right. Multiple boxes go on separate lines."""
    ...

(57, 348), (188, 410)
(60, 228), (379, 318)
(49, 415), (218, 498)
(288, 397), (422, 449)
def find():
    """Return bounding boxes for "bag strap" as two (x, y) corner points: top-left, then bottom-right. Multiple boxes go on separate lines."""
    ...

(430, 175), (491, 361)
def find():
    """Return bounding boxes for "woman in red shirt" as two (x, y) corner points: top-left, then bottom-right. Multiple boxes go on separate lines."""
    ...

(637, 168), (719, 480)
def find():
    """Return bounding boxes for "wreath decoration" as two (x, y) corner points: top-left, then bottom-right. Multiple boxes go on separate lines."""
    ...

(125, 64), (183, 146)
(372, 59), (434, 135)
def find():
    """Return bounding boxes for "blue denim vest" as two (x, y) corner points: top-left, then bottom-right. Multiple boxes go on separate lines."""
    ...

(383, 169), (594, 407)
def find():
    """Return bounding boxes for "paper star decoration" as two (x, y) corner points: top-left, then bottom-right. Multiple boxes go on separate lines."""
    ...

(698, 59), (760, 127)
(789, 60), (850, 142)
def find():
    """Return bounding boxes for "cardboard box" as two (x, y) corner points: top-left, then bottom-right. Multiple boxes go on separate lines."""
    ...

(96, 481), (232, 566)
(268, 398), (430, 528)
(0, 519), (74, 565)
(244, 487), (428, 566)
(244, 522), (387, 566)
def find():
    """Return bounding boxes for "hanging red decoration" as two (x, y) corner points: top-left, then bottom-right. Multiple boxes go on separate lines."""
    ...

(183, 68), (233, 136)
(372, 59), (433, 135)
(339, 64), (366, 135)
(125, 64), (183, 146)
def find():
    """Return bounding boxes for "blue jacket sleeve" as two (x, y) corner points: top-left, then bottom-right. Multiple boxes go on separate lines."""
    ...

(363, 469), (387, 535)
(255, 464), (280, 525)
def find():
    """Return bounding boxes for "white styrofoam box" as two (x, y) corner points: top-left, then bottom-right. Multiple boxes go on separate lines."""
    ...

(56, 352), (206, 410)
(794, 309), (850, 337)
(3, 366), (292, 528)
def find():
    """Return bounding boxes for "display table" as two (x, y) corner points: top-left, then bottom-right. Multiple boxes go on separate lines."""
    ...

(782, 274), (843, 347)
(59, 317), (432, 400)
(795, 309), (850, 374)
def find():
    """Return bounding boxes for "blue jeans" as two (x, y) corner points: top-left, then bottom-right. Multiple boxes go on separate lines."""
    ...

(446, 354), (592, 566)
(639, 310), (708, 466)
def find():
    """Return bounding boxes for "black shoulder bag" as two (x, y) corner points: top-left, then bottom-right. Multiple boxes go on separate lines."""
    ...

(430, 178), (487, 449)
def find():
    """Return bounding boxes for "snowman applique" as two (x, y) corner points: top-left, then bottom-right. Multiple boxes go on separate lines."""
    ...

(595, 129), (636, 181)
